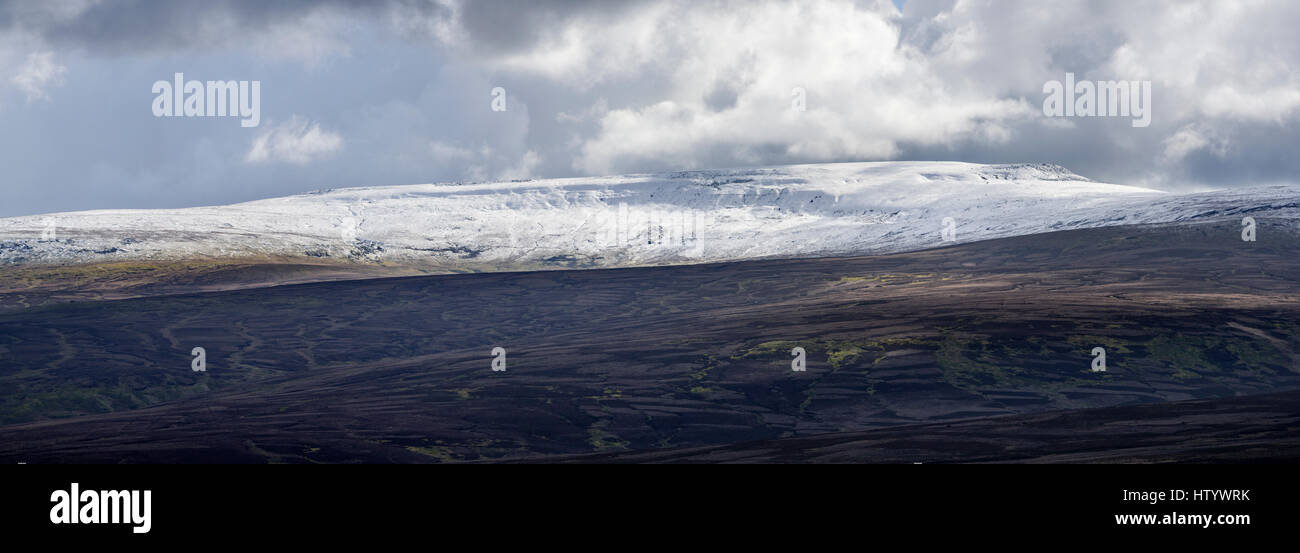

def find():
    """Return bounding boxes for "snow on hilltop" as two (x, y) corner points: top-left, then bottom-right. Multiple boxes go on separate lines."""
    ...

(1, 161), (1296, 270)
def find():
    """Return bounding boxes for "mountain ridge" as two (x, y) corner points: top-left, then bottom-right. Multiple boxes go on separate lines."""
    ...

(2, 161), (1296, 273)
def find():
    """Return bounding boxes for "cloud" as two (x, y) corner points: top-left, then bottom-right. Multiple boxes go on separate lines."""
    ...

(0, 0), (358, 64)
(498, 149), (540, 180)
(6, 0), (1300, 219)
(460, 0), (1300, 186)
(428, 140), (477, 163)
(245, 117), (343, 165)
(460, 0), (1034, 174)
(427, 141), (541, 182)
(10, 50), (65, 101)
(1162, 124), (1228, 163)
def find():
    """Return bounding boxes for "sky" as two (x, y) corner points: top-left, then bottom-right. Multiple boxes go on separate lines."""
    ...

(1, 0), (1298, 217)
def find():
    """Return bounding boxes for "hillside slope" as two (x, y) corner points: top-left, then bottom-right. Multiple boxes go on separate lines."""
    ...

(2, 221), (1298, 463)
(3, 162), (1296, 273)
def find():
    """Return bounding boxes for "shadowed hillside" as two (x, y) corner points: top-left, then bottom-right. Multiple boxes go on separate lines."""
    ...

(1, 219), (1297, 463)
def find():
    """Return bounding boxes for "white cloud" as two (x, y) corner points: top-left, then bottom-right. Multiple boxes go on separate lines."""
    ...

(516, 0), (1034, 174)
(385, 0), (463, 45)
(1102, 1), (1300, 124)
(428, 140), (476, 163)
(400, 0), (1300, 186)
(498, 150), (540, 180)
(1161, 124), (1228, 162)
(245, 117), (344, 165)
(427, 140), (541, 181)
(11, 51), (66, 101)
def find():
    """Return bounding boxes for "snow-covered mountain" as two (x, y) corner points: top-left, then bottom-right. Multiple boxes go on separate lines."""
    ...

(2, 161), (1297, 271)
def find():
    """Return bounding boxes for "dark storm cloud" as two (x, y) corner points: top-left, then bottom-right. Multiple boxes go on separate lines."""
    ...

(454, 0), (647, 54)
(0, 0), (648, 56)
(0, 1), (361, 53)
